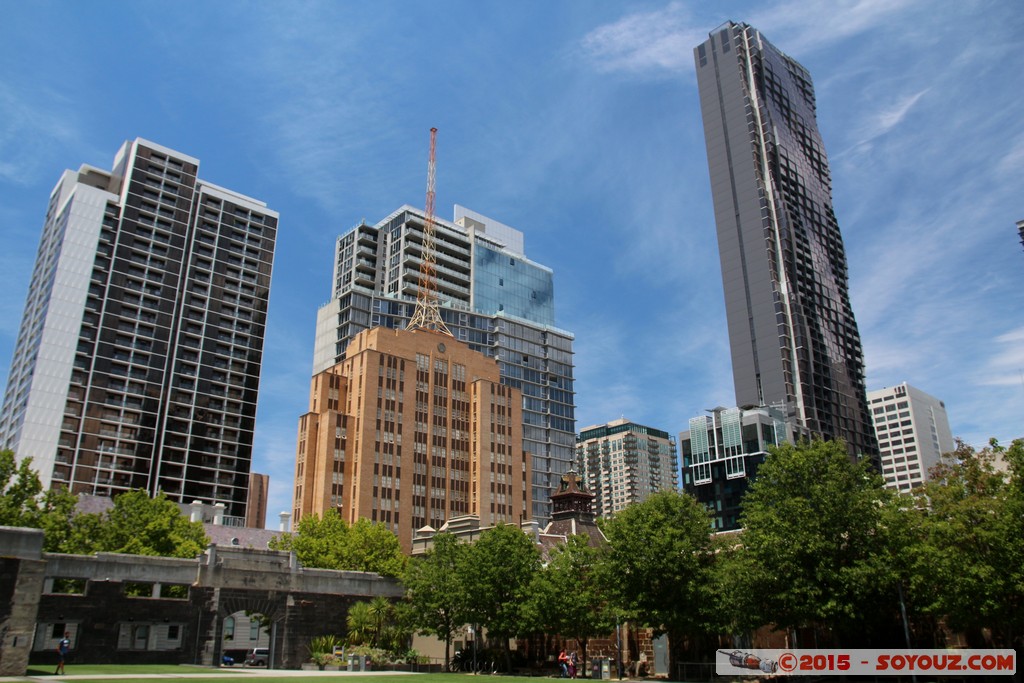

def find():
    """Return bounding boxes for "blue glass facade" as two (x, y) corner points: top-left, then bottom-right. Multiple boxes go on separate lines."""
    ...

(472, 244), (554, 326)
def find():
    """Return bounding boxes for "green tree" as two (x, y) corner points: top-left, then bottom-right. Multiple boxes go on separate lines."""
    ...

(907, 438), (1024, 647)
(462, 523), (540, 668)
(526, 534), (616, 670)
(346, 518), (407, 577)
(735, 439), (899, 646)
(68, 489), (207, 557)
(345, 597), (412, 655)
(269, 511), (405, 577)
(0, 450), (78, 551)
(404, 532), (469, 669)
(599, 490), (715, 669)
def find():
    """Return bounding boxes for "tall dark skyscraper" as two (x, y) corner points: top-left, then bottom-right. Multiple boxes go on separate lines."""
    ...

(694, 22), (877, 459)
(0, 139), (277, 519)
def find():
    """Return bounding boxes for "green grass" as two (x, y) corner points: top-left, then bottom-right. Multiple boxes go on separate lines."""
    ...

(19, 668), (524, 682)
(25, 663), (235, 677)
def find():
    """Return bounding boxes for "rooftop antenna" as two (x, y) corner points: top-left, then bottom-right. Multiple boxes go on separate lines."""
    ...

(407, 127), (453, 336)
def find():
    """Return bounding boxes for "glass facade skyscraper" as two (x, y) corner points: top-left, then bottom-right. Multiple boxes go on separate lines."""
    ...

(695, 22), (877, 461)
(311, 205), (574, 523)
(0, 139), (277, 520)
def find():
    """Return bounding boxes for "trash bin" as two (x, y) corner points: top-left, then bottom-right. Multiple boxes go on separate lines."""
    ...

(360, 655), (368, 672)
(601, 658), (611, 679)
(592, 657), (611, 680)
(348, 654), (358, 672)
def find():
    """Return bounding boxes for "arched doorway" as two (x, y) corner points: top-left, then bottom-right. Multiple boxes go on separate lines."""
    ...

(216, 597), (284, 668)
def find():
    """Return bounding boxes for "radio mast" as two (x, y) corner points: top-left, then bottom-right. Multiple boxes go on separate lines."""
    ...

(407, 127), (454, 336)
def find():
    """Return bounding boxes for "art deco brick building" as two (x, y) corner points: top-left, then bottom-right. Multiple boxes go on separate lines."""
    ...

(695, 23), (877, 461)
(293, 326), (529, 553)
(312, 205), (574, 524)
(0, 139), (277, 520)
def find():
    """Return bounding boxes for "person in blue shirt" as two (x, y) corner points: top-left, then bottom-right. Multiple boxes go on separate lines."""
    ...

(55, 632), (71, 675)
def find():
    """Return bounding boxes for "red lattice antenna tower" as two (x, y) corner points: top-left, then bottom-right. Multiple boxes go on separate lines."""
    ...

(407, 127), (453, 336)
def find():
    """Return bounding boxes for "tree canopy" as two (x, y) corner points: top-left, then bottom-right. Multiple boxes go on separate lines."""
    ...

(461, 523), (540, 661)
(0, 451), (83, 552)
(269, 511), (406, 577)
(68, 489), (209, 558)
(404, 532), (469, 669)
(906, 438), (1024, 646)
(526, 534), (616, 668)
(730, 439), (898, 646)
(599, 490), (715, 664)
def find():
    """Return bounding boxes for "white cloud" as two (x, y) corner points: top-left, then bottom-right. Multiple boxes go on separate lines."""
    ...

(748, 0), (922, 54)
(578, 2), (705, 77)
(0, 84), (80, 185)
(976, 327), (1024, 388)
(997, 134), (1024, 175)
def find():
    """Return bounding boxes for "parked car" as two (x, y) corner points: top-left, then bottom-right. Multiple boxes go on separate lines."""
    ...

(244, 647), (269, 666)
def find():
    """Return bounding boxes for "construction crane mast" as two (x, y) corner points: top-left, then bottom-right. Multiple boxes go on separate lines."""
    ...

(407, 127), (454, 336)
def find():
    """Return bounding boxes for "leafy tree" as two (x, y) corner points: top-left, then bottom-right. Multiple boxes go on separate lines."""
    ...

(461, 523), (540, 668)
(907, 438), (1024, 647)
(0, 450), (78, 551)
(526, 534), (616, 670)
(734, 439), (899, 646)
(404, 532), (469, 669)
(599, 490), (715, 669)
(270, 511), (405, 577)
(346, 518), (407, 577)
(68, 489), (207, 558)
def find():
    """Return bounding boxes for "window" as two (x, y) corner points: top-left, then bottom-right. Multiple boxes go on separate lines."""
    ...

(224, 617), (235, 641)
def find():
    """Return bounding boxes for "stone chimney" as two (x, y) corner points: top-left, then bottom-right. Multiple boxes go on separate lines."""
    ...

(190, 500), (204, 523)
(279, 511), (292, 532)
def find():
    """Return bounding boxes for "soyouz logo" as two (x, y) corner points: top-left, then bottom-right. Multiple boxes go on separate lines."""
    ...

(716, 649), (1016, 676)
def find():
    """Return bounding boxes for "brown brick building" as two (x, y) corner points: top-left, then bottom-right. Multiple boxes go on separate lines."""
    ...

(293, 326), (529, 553)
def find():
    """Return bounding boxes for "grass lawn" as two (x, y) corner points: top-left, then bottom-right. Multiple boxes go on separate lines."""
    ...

(19, 668), (524, 683)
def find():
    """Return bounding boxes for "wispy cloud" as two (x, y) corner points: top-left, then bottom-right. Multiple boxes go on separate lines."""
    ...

(748, 0), (923, 54)
(578, 2), (705, 77)
(977, 327), (1024, 388)
(997, 133), (1024, 175)
(0, 84), (80, 185)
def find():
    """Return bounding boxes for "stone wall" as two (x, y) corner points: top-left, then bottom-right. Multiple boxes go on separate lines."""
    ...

(1, 526), (402, 675)
(0, 528), (46, 677)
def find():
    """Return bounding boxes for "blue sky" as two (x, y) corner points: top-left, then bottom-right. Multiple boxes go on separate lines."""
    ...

(2, 1), (1022, 527)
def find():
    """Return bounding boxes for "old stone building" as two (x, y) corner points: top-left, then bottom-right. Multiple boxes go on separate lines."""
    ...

(0, 526), (400, 676)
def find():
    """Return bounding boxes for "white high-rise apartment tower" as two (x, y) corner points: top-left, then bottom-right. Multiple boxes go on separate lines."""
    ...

(0, 139), (277, 521)
(867, 382), (954, 493)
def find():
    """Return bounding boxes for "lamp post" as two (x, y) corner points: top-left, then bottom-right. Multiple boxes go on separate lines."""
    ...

(615, 618), (622, 679)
